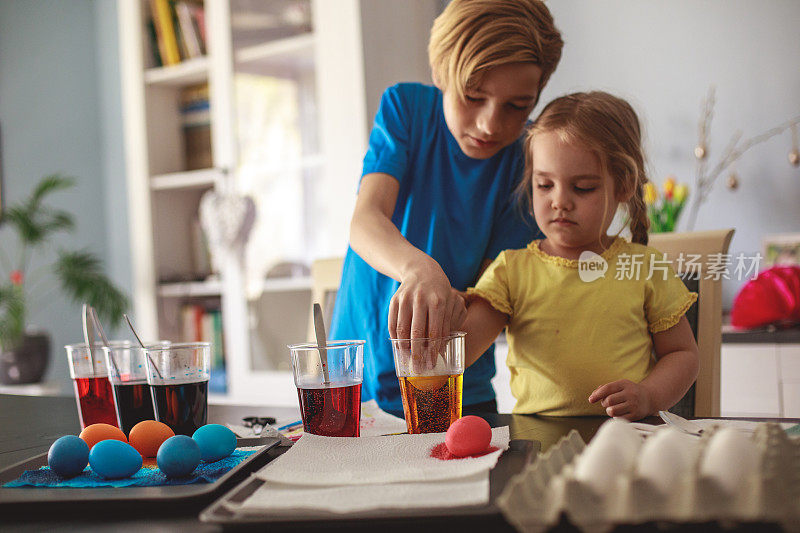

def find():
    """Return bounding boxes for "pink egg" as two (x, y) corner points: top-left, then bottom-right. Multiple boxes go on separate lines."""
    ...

(445, 416), (492, 457)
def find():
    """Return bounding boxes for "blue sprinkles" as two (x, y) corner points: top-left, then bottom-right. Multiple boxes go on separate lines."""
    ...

(4, 449), (255, 488)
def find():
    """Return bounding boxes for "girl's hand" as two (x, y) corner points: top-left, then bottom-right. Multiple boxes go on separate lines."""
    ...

(588, 379), (654, 421)
(388, 259), (466, 341)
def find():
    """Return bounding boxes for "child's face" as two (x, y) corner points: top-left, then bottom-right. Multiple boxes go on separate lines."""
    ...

(531, 131), (622, 257)
(440, 63), (541, 159)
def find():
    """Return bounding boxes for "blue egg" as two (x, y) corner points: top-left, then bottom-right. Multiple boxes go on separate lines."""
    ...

(192, 424), (237, 462)
(157, 435), (201, 477)
(48, 435), (90, 478)
(89, 440), (142, 479)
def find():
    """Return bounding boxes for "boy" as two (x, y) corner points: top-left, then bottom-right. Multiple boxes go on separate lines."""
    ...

(330, 0), (563, 415)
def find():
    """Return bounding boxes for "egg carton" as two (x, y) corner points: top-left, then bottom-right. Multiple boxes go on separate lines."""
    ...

(497, 420), (800, 533)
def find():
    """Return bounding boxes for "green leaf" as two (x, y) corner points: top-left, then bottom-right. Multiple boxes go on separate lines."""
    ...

(0, 175), (76, 245)
(54, 250), (129, 328)
(0, 285), (25, 349)
(28, 174), (75, 210)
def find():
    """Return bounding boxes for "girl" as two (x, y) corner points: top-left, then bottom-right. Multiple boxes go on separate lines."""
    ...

(461, 91), (699, 421)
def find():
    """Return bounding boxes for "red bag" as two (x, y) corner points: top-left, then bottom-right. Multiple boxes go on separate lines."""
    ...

(731, 266), (800, 329)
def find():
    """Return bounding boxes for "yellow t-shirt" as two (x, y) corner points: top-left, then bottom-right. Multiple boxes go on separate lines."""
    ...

(467, 237), (697, 416)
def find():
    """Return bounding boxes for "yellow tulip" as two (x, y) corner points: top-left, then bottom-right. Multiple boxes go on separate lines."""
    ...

(674, 183), (689, 204)
(643, 182), (658, 205)
(663, 175), (676, 199)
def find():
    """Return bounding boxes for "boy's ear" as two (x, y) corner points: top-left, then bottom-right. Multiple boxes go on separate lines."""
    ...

(431, 70), (442, 90)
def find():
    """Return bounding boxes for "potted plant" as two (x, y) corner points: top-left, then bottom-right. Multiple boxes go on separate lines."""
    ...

(0, 175), (128, 384)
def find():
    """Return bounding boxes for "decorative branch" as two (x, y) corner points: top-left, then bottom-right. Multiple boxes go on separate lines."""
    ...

(685, 86), (800, 230)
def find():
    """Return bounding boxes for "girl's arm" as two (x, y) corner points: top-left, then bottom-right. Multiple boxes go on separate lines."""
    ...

(462, 296), (509, 367)
(350, 173), (467, 340)
(588, 316), (699, 420)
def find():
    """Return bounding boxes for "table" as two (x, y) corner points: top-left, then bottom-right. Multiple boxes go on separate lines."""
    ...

(0, 394), (662, 531)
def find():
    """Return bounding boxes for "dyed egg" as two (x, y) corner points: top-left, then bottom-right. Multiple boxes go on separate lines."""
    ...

(192, 424), (237, 462)
(79, 423), (127, 450)
(157, 435), (201, 477)
(129, 420), (175, 458)
(88, 440), (142, 479)
(48, 435), (90, 478)
(445, 416), (492, 457)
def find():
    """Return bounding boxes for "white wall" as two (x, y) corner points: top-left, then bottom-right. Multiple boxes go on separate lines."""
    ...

(0, 0), (125, 388)
(540, 0), (800, 309)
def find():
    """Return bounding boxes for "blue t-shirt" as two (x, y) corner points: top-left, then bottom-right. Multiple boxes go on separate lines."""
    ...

(330, 83), (539, 413)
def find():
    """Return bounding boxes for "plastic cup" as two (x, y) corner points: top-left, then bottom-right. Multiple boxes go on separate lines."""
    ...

(288, 340), (364, 437)
(102, 341), (156, 435)
(65, 343), (118, 429)
(390, 331), (465, 434)
(143, 342), (211, 436)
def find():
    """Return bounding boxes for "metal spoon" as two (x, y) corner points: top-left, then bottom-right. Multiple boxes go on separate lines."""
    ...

(81, 304), (100, 368)
(124, 313), (162, 379)
(87, 305), (121, 377)
(313, 303), (330, 385)
(659, 410), (704, 436)
(313, 303), (346, 433)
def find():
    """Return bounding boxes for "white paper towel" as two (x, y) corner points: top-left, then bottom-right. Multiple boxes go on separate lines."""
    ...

(254, 426), (510, 486)
(359, 399), (408, 437)
(229, 472), (490, 514)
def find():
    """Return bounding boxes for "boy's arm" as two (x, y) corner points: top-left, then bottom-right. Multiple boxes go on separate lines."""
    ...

(588, 316), (699, 420)
(350, 173), (466, 340)
(462, 296), (509, 367)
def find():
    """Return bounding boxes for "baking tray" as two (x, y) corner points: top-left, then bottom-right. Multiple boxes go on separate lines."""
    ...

(199, 439), (539, 530)
(0, 437), (283, 518)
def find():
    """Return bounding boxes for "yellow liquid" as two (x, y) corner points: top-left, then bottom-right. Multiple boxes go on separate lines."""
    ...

(398, 374), (463, 434)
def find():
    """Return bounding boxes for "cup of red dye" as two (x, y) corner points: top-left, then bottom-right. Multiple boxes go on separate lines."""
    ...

(65, 343), (119, 430)
(288, 340), (364, 437)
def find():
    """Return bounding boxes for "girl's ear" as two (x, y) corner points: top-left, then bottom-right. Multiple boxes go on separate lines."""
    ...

(614, 181), (634, 204)
(615, 184), (634, 203)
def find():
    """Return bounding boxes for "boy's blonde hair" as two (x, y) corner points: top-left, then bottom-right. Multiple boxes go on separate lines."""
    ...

(519, 91), (651, 245)
(429, 0), (563, 103)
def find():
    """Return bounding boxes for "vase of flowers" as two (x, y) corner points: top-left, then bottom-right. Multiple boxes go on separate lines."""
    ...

(644, 175), (690, 233)
(0, 175), (128, 384)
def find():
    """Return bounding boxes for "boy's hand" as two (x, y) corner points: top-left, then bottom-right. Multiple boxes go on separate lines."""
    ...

(588, 380), (654, 421)
(388, 262), (466, 341)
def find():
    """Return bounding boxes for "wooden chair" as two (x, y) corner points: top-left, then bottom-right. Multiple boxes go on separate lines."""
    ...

(648, 228), (735, 417)
(307, 257), (344, 343)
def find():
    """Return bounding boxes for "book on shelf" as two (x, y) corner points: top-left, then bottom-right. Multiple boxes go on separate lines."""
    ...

(146, 0), (206, 68)
(175, 1), (205, 58)
(148, 0), (181, 66)
(180, 83), (212, 170)
(181, 304), (226, 393)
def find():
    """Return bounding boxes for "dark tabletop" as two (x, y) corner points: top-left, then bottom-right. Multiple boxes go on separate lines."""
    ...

(0, 394), (655, 532)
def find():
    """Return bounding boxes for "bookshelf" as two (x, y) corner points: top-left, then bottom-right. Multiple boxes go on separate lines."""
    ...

(119, 0), (438, 405)
(144, 57), (209, 86)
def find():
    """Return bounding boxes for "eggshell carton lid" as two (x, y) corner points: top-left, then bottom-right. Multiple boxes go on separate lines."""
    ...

(496, 422), (800, 533)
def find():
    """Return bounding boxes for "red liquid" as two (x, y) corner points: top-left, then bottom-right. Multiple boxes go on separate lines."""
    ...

(111, 382), (156, 435)
(297, 383), (361, 437)
(72, 377), (118, 429)
(150, 380), (208, 436)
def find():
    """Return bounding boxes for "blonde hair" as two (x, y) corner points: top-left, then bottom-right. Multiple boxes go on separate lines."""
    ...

(518, 91), (651, 245)
(428, 0), (563, 103)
